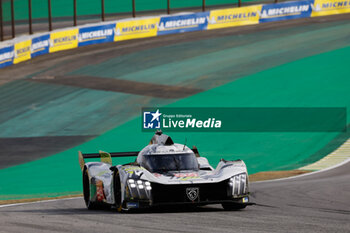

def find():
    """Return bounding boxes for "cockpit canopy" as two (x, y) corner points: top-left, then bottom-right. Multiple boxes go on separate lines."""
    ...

(137, 131), (199, 173)
(142, 153), (199, 173)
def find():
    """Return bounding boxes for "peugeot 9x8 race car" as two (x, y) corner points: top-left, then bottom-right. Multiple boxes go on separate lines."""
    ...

(78, 131), (251, 212)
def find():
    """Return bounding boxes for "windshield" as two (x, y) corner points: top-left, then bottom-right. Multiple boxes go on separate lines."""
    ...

(143, 153), (199, 173)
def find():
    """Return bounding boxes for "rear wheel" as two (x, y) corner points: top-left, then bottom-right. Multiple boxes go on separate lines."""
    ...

(222, 203), (247, 211)
(83, 168), (98, 210)
(113, 170), (123, 212)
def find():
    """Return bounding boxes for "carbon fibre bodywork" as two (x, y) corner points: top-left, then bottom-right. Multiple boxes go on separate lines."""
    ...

(79, 132), (251, 211)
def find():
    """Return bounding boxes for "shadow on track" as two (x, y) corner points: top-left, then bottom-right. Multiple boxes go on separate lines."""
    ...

(0, 205), (246, 215)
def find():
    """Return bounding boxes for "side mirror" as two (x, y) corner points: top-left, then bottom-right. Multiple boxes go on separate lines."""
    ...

(192, 146), (200, 157)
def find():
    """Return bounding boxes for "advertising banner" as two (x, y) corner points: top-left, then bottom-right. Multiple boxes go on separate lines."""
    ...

(142, 107), (346, 132)
(49, 29), (78, 53)
(260, 0), (313, 23)
(114, 17), (160, 41)
(13, 39), (32, 64)
(78, 24), (116, 47)
(31, 34), (50, 58)
(207, 5), (262, 30)
(0, 46), (14, 68)
(158, 12), (210, 35)
(311, 0), (350, 16)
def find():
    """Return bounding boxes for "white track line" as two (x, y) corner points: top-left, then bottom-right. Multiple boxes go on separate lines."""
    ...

(253, 157), (350, 183)
(299, 138), (350, 170)
(254, 138), (350, 183)
(0, 197), (82, 208)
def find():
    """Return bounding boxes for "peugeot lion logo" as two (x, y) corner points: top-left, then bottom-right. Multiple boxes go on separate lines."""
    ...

(186, 187), (199, 201)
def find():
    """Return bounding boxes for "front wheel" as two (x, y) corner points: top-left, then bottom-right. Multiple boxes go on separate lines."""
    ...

(222, 202), (247, 211)
(83, 168), (98, 210)
(113, 170), (123, 212)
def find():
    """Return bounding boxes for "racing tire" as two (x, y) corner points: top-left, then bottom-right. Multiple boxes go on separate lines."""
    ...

(113, 170), (123, 212)
(222, 203), (247, 211)
(83, 167), (99, 210)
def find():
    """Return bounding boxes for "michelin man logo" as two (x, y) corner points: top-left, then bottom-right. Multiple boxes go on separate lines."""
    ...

(143, 109), (162, 129)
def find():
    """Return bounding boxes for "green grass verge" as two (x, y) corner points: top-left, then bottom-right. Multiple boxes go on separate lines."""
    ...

(0, 45), (349, 200)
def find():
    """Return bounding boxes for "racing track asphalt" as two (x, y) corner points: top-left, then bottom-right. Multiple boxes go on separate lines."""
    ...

(0, 160), (349, 233)
(1, 14), (350, 232)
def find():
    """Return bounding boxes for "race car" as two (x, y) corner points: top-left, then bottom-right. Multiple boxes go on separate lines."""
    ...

(78, 131), (251, 212)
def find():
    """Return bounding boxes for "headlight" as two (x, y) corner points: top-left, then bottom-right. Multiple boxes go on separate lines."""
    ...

(128, 179), (152, 190)
(145, 181), (152, 190)
(229, 173), (248, 196)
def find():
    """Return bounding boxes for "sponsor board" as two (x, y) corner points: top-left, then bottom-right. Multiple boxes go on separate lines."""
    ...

(311, 0), (350, 16)
(3, 1), (350, 69)
(0, 46), (14, 68)
(49, 29), (78, 53)
(114, 17), (160, 41)
(158, 12), (209, 35)
(207, 5), (262, 30)
(13, 39), (32, 64)
(260, 0), (313, 23)
(78, 24), (115, 46)
(31, 34), (50, 58)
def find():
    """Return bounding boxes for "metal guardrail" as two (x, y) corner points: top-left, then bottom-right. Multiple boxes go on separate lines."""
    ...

(0, 0), (280, 42)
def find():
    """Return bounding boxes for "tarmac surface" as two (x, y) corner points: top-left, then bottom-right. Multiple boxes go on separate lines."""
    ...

(0, 13), (350, 233)
(0, 160), (349, 233)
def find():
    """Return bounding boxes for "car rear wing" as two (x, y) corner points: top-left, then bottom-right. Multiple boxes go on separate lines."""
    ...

(78, 151), (139, 171)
